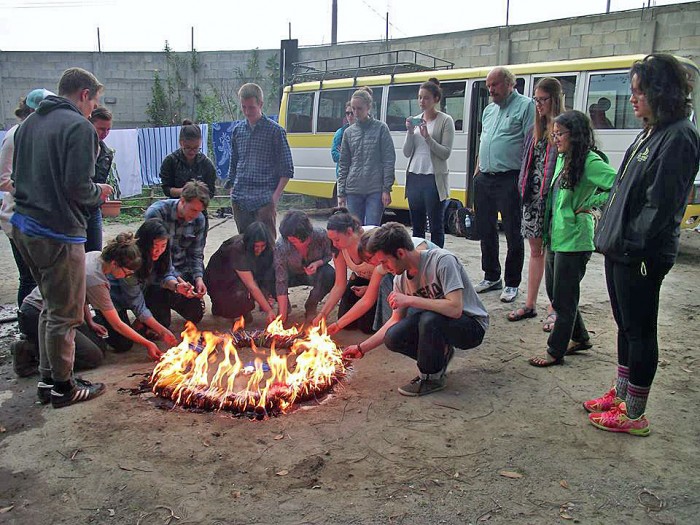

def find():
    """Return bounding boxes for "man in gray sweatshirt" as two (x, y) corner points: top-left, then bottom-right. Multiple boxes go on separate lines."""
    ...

(11, 67), (113, 408)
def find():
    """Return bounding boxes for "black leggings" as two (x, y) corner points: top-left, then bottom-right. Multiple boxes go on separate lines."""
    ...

(605, 257), (672, 388)
(338, 276), (375, 334)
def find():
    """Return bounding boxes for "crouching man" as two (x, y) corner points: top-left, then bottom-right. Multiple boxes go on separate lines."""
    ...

(343, 223), (489, 396)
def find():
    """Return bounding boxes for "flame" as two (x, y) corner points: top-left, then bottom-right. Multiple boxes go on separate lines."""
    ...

(150, 318), (346, 417)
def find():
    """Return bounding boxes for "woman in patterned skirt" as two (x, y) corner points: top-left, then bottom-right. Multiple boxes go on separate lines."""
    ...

(507, 77), (563, 329)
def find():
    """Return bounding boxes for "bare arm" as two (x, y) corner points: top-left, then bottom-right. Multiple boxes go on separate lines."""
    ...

(389, 288), (463, 319)
(99, 308), (163, 361)
(315, 252), (348, 323)
(237, 269), (276, 322)
(332, 266), (383, 331)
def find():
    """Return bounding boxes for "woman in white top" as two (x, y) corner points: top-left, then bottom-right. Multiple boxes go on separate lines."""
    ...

(314, 208), (435, 334)
(403, 78), (455, 248)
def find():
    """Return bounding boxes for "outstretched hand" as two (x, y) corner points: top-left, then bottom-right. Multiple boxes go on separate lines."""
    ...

(342, 344), (363, 359)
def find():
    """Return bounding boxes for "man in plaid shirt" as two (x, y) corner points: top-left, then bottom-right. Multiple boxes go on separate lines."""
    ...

(228, 83), (294, 239)
(144, 181), (209, 328)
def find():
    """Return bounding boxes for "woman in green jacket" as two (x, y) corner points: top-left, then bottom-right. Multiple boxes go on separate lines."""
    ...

(529, 110), (616, 367)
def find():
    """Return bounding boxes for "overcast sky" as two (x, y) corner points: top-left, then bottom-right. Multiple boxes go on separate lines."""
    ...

(0, 0), (694, 52)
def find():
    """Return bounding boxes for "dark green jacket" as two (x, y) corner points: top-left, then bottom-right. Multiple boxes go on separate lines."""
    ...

(543, 150), (616, 252)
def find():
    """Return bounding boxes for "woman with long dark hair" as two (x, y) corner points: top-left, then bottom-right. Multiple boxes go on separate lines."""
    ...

(403, 78), (455, 248)
(587, 54), (699, 436)
(104, 219), (179, 350)
(508, 77), (562, 328)
(528, 110), (615, 368)
(204, 221), (276, 322)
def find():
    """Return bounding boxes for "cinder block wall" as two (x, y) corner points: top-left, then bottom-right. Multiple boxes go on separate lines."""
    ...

(1, 2), (698, 129)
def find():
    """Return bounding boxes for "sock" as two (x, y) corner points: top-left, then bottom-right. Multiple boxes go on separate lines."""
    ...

(625, 382), (650, 419)
(52, 380), (73, 394)
(615, 365), (629, 399)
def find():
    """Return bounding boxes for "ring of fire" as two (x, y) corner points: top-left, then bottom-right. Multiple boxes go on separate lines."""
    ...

(149, 318), (348, 419)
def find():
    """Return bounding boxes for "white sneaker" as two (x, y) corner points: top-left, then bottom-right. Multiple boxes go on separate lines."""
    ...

(500, 286), (519, 303)
(474, 279), (503, 293)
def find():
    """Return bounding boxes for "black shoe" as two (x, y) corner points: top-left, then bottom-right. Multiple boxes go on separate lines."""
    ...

(37, 380), (54, 405)
(51, 378), (106, 409)
(11, 339), (39, 377)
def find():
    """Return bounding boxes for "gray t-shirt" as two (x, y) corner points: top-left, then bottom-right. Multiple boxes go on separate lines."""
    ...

(393, 248), (489, 330)
(85, 251), (115, 312)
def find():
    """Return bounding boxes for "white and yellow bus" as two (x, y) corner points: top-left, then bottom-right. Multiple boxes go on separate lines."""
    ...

(278, 54), (700, 229)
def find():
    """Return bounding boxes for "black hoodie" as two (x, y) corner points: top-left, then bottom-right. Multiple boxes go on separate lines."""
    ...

(594, 118), (700, 264)
(12, 95), (102, 237)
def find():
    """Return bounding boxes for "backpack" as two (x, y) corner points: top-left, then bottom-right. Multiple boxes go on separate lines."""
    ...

(455, 207), (479, 240)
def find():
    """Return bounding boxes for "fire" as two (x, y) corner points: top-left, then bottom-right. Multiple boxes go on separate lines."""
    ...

(149, 317), (346, 418)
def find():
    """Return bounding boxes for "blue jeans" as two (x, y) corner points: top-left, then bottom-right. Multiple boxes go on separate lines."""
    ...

(85, 206), (103, 253)
(406, 172), (445, 247)
(346, 192), (384, 226)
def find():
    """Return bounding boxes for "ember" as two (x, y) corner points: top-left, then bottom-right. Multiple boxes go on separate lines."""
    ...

(149, 317), (347, 418)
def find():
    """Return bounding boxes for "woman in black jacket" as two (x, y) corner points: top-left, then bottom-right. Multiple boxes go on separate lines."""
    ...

(586, 54), (700, 436)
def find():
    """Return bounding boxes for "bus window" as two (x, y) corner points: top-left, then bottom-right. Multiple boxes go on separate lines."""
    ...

(533, 75), (577, 111)
(587, 73), (640, 130)
(286, 92), (315, 133)
(441, 81), (467, 131)
(317, 89), (355, 132)
(386, 84), (421, 131)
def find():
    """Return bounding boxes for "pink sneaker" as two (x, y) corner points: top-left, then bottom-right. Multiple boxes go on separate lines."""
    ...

(583, 387), (622, 413)
(588, 403), (650, 437)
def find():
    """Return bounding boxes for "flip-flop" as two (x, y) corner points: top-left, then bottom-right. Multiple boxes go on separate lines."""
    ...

(542, 312), (557, 332)
(528, 354), (563, 367)
(566, 340), (593, 355)
(507, 307), (537, 322)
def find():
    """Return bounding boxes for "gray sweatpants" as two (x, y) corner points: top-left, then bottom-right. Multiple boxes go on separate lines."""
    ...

(13, 228), (86, 382)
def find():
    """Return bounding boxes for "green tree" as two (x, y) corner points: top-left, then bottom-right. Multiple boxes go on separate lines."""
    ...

(146, 71), (169, 126)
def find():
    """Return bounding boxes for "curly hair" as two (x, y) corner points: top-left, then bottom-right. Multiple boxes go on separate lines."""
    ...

(135, 219), (171, 281)
(102, 232), (142, 271)
(279, 210), (313, 241)
(630, 54), (693, 127)
(553, 110), (596, 190)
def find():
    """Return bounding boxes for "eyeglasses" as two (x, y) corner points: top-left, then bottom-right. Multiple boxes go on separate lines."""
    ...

(533, 96), (551, 105)
(182, 146), (201, 153)
(551, 131), (570, 139)
(345, 111), (353, 116)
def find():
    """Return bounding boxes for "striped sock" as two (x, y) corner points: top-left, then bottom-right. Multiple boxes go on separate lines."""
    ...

(615, 365), (629, 399)
(626, 383), (651, 419)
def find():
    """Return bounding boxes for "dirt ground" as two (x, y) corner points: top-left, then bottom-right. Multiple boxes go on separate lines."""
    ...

(0, 216), (698, 525)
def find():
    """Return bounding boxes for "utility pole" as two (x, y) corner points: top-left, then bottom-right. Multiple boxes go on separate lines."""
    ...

(506, 0), (510, 26)
(97, 27), (101, 52)
(606, 0), (611, 14)
(386, 12), (389, 41)
(331, 0), (338, 45)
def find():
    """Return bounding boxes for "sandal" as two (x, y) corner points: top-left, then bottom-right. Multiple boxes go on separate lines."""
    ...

(542, 312), (557, 332)
(565, 340), (593, 355)
(507, 307), (537, 322)
(528, 353), (563, 367)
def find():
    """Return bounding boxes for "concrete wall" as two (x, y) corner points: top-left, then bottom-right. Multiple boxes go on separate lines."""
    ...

(1, 1), (699, 129)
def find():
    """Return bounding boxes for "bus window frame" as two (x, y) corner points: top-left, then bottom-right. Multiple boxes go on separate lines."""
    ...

(286, 91), (317, 134)
(582, 68), (641, 132)
(530, 72), (581, 112)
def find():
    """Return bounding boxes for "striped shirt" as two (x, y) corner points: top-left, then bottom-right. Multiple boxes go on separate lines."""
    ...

(144, 199), (206, 280)
(228, 115), (294, 211)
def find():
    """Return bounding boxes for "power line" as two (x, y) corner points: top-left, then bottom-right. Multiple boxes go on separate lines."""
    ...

(359, 0), (408, 37)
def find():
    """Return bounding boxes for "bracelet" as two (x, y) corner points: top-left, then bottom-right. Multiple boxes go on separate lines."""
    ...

(357, 342), (365, 357)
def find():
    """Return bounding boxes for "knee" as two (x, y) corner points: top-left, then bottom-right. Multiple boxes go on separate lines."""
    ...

(383, 324), (401, 351)
(110, 338), (134, 353)
(418, 310), (442, 332)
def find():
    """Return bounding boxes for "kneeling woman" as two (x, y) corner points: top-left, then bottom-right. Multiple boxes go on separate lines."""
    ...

(314, 208), (436, 334)
(529, 110), (615, 367)
(87, 233), (166, 361)
(204, 222), (276, 323)
(107, 219), (182, 349)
